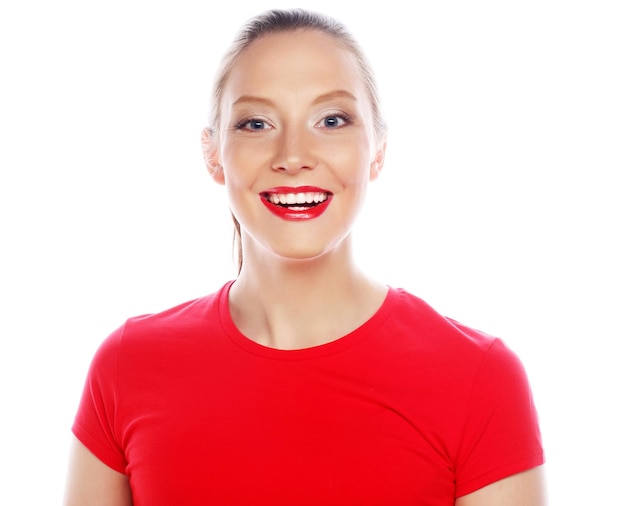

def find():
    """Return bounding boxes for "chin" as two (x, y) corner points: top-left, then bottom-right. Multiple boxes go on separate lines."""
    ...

(259, 238), (346, 265)
(273, 247), (334, 263)
(244, 228), (353, 265)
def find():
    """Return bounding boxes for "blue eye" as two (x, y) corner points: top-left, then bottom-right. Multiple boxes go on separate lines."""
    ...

(320, 114), (349, 128)
(236, 118), (269, 131)
(249, 119), (266, 130)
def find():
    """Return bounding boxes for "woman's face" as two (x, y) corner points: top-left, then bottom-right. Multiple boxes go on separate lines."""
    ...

(208, 29), (385, 263)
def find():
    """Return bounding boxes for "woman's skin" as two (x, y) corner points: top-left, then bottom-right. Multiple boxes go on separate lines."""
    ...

(64, 437), (132, 506)
(63, 28), (547, 505)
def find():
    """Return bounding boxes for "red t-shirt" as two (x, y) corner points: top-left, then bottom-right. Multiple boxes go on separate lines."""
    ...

(72, 283), (543, 505)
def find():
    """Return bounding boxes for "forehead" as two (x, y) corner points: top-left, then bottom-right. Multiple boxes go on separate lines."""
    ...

(223, 30), (366, 101)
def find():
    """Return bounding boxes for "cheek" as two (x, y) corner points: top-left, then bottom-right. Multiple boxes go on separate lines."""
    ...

(220, 141), (259, 184)
(326, 140), (375, 184)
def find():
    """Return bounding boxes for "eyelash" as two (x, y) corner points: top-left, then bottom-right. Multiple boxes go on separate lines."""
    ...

(234, 118), (269, 131)
(233, 113), (352, 132)
(318, 113), (352, 129)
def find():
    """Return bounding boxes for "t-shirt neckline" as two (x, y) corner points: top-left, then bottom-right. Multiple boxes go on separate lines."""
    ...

(217, 280), (399, 360)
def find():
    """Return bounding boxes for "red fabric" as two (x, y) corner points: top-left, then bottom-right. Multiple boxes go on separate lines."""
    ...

(72, 282), (543, 505)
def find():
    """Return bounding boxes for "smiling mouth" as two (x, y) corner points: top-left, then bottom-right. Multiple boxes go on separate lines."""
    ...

(260, 188), (333, 220)
(262, 191), (330, 210)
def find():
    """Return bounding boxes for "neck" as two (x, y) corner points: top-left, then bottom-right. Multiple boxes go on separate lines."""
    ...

(228, 236), (387, 350)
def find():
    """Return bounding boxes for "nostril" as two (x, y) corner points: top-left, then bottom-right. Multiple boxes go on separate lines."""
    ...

(271, 163), (314, 173)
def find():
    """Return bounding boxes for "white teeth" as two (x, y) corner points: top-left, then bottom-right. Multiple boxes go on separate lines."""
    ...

(268, 192), (328, 205)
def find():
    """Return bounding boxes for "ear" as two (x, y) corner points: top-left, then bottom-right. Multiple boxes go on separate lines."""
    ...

(369, 138), (387, 182)
(201, 127), (225, 185)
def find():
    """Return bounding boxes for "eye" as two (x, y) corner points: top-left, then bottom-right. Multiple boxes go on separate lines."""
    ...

(317, 113), (350, 129)
(235, 118), (271, 131)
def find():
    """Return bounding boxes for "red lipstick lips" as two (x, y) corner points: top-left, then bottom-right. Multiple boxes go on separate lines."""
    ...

(260, 186), (332, 221)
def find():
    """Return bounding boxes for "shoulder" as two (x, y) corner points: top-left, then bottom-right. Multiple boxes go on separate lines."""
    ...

(92, 281), (232, 365)
(122, 281), (231, 342)
(384, 287), (533, 403)
(386, 287), (502, 359)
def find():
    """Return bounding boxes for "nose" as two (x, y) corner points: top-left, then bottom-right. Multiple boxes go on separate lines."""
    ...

(270, 125), (316, 174)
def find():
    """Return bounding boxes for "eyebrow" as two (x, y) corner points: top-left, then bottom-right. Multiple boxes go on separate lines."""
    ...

(312, 90), (358, 105)
(231, 90), (358, 107)
(232, 95), (274, 107)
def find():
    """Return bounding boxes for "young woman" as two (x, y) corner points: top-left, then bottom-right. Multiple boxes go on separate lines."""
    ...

(64, 9), (546, 505)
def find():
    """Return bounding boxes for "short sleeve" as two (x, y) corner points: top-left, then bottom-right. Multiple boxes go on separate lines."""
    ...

(71, 325), (128, 473)
(454, 339), (544, 497)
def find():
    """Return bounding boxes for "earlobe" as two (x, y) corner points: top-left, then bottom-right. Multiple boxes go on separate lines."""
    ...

(369, 140), (387, 182)
(201, 128), (225, 185)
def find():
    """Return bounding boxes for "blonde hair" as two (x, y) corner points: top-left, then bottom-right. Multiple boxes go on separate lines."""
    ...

(208, 8), (387, 272)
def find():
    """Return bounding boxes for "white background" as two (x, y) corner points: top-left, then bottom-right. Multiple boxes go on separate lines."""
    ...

(1, 0), (624, 503)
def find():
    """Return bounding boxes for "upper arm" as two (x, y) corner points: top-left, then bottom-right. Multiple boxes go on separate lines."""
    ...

(455, 466), (547, 506)
(63, 435), (133, 506)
